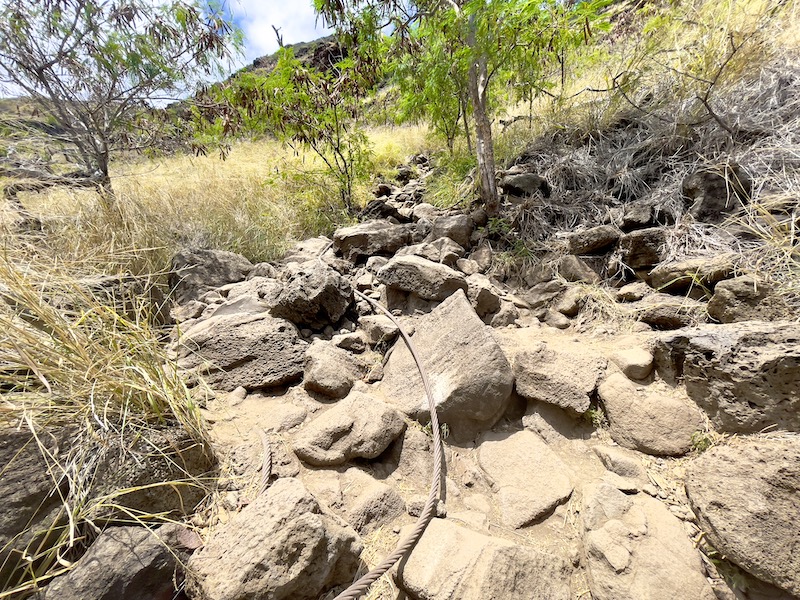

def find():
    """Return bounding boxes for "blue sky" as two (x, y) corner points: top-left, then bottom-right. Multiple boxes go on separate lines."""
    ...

(227, 0), (333, 70)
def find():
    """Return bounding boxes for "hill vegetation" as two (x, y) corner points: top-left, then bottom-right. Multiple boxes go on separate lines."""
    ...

(0, 0), (798, 597)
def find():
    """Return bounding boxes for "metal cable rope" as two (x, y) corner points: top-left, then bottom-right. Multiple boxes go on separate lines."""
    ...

(316, 244), (445, 600)
(335, 288), (445, 600)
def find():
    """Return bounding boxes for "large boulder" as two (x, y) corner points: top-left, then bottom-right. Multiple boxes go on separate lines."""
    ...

(333, 220), (413, 262)
(39, 525), (187, 600)
(169, 248), (253, 304)
(376, 255), (468, 301)
(598, 373), (704, 456)
(187, 478), (361, 600)
(582, 483), (715, 600)
(681, 162), (752, 223)
(426, 214), (474, 248)
(270, 260), (352, 329)
(514, 341), (607, 414)
(292, 391), (406, 466)
(706, 275), (788, 323)
(478, 431), (573, 528)
(396, 519), (572, 600)
(379, 290), (514, 441)
(567, 225), (621, 255)
(649, 255), (735, 295)
(685, 437), (800, 597)
(653, 322), (800, 433)
(175, 312), (306, 392)
(618, 228), (667, 269)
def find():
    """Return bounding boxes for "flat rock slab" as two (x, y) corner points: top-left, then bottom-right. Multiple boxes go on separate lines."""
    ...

(292, 391), (406, 466)
(478, 431), (573, 528)
(379, 290), (513, 442)
(377, 254), (468, 301)
(598, 373), (703, 456)
(654, 322), (800, 433)
(583, 483), (715, 600)
(514, 341), (607, 414)
(649, 254), (735, 294)
(686, 437), (800, 596)
(333, 220), (412, 262)
(396, 519), (572, 600)
(186, 478), (361, 600)
(567, 224), (620, 255)
(175, 312), (306, 392)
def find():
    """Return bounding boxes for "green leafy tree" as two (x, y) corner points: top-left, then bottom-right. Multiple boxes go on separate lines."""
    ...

(0, 0), (239, 210)
(318, 0), (609, 214)
(194, 26), (384, 212)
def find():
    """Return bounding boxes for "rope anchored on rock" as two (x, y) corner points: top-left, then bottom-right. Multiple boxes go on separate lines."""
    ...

(315, 242), (445, 600)
(333, 288), (445, 600)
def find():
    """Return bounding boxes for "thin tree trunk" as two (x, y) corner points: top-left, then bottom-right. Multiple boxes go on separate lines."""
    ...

(467, 15), (499, 215)
(461, 96), (473, 155)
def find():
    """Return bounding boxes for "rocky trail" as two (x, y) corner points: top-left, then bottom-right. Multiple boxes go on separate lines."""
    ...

(12, 152), (798, 600)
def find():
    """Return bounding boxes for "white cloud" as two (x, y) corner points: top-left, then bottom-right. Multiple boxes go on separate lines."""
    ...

(229, 0), (333, 68)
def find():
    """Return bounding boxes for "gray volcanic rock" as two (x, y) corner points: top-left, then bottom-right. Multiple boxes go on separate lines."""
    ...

(583, 483), (715, 600)
(377, 255), (468, 301)
(685, 437), (800, 597)
(426, 214), (474, 249)
(396, 236), (465, 267)
(303, 340), (370, 399)
(598, 373), (704, 456)
(270, 260), (352, 328)
(333, 220), (412, 262)
(654, 322), (800, 433)
(396, 519), (572, 600)
(681, 163), (752, 223)
(0, 429), (68, 588)
(379, 290), (514, 441)
(567, 225), (621, 255)
(649, 255), (735, 294)
(478, 431), (573, 528)
(707, 275), (789, 323)
(40, 526), (183, 600)
(169, 247), (253, 304)
(618, 228), (667, 269)
(514, 341), (606, 414)
(186, 478), (362, 600)
(292, 391), (406, 466)
(634, 293), (707, 329)
(175, 312), (306, 391)
(609, 345), (654, 380)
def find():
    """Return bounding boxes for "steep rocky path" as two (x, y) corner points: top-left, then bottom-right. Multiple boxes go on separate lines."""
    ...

(14, 161), (799, 600)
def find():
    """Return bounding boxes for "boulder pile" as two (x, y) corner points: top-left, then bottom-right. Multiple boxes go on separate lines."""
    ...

(14, 165), (799, 600)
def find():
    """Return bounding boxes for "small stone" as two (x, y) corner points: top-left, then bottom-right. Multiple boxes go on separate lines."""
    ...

(609, 346), (654, 380)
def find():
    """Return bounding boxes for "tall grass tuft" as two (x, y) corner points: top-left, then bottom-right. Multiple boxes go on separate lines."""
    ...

(0, 251), (210, 597)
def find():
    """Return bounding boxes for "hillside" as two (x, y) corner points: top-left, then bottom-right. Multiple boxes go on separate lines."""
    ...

(0, 1), (799, 599)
